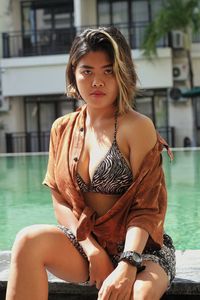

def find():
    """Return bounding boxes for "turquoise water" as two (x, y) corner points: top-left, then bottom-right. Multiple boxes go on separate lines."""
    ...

(164, 150), (200, 250)
(0, 155), (55, 251)
(0, 150), (200, 251)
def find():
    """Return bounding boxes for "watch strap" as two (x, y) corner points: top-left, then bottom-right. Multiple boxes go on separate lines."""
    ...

(119, 250), (142, 268)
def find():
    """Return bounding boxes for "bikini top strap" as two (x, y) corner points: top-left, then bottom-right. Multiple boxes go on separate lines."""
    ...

(114, 111), (118, 141)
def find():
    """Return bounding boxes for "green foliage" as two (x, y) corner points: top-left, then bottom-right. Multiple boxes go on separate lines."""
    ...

(142, 0), (200, 57)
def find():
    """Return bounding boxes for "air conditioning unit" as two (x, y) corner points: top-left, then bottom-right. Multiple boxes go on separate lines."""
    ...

(168, 87), (188, 103)
(171, 30), (185, 49)
(0, 96), (10, 112)
(173, 63), (188, 81)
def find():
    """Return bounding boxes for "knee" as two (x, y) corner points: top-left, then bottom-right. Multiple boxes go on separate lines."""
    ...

(133, 281), (156, 300)
(12, 225), (43, 261)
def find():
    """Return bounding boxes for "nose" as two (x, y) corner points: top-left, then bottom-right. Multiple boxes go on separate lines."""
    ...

(92, 77), (104, 87)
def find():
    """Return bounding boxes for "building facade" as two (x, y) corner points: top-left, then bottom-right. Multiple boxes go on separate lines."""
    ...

(0, 0), (200, 153)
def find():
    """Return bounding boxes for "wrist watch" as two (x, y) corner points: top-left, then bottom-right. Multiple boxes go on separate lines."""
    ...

(119, 251), (142, 268)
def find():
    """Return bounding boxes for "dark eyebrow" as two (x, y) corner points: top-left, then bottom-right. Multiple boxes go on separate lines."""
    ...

(79, 64), (113, 69)
(79, 65), (93, 69)
(102, 64), (113, 68)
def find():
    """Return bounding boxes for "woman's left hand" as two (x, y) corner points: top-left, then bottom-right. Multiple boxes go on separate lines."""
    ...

(97, 261), (137, 300)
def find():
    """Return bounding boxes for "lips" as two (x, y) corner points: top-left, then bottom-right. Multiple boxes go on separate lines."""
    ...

(90, 90), (106, 96)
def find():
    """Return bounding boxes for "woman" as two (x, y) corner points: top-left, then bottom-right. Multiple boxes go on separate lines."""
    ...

(6, 27), (175, 300)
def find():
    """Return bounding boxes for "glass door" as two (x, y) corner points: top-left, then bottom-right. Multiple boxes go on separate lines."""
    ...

(112, 0), (129, 40)
(21, 0), (74, 55)
(25, 99), (56, 151)
(131, 0), (150, 48)
(25, 96), (77, 151)
(39, 102), (55, 151)
(97, 0), (129, 35)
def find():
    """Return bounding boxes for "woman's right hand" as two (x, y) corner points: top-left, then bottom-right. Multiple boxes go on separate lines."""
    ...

(88, 248), (114, 290)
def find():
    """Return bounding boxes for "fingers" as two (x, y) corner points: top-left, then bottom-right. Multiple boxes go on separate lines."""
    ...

(89, 275), (96, 286)
(89, 277), (102, 290)
(96, 280), (103, 290)
(98, 285), (132, 300)
(116, 289), (132, 300)
(98, 286), (112, 300)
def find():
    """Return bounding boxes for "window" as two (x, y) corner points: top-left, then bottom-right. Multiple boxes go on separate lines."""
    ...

(131, 1), (149, 23)
(21, 0), (74, 32)
(21, 0), (74, 55)
(97, 0), (165, 48)
(112, 1), (128, 24)
(98, 0), (110, 25)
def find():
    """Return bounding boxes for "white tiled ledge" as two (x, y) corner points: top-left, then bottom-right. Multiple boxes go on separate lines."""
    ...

(1, 250), (200, 297)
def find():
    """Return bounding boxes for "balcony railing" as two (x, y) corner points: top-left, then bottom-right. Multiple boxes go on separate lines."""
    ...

(2, 23), (169, 58)
(2, 27), (76, 58)
(2, 23), (200, 59)
(6, 131), (50, 153)
(5, 126), (175, 153)
(157, 126), (175, 148)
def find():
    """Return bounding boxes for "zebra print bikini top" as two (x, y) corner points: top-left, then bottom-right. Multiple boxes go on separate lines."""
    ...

(76, 114), (133, 195)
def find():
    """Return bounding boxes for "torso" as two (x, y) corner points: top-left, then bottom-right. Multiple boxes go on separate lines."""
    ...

(77, 111), (133, 217)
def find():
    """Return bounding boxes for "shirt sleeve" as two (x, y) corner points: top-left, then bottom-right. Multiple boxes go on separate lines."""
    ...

(43, 121), (59, 191)
(126, 152), (167, 247)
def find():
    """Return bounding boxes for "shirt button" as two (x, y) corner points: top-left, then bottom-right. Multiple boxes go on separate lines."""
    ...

(74, 157), (78, 162)
(80, 127), (84, 132)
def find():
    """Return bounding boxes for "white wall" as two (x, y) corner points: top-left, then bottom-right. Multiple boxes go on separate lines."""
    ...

(1, 48), (173, 97)
(168, 44), (200, 147)
(0, 97), (24, 152)
(191, 44), (200, 86)
(133, 48), (173, 89)
(1, 55), (67, 97)
(169, 99), (194, 147)
(74, 0), (97, 27)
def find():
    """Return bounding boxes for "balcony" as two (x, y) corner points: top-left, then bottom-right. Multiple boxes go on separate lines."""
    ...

(2, 27), (76, 58)
(1, 24), (173, 97)
(2, 22), (200, 59)
(2, 23), (169, 59)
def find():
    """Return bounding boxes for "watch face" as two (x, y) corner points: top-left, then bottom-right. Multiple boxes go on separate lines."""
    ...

(132, 252), (142, 264)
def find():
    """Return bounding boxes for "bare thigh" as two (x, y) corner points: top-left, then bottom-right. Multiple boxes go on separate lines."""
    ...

(133, 260), (169, 300)
(13, 224), (89, 283)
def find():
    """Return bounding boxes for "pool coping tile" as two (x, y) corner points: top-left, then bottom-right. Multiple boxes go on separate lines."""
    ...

(0, 250), (200, 295)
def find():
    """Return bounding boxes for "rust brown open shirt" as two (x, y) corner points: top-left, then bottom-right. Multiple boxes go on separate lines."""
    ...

(43, 105), (173, 255)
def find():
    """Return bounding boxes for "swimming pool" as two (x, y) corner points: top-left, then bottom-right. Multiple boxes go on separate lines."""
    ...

(0, 150), (200, 251)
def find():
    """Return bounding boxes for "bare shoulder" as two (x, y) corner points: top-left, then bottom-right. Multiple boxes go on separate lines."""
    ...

(121, 110), (157, 146)
(119, 110), (157, 173)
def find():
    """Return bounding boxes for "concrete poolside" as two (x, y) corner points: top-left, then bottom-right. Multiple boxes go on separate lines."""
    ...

(0, 250), (200, 300)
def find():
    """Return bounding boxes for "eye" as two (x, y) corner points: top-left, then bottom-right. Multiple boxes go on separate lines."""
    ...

(104, 68), (113, 75)
(81, 70), (92, 75)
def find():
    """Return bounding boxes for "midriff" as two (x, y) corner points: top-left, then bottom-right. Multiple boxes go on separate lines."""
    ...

(83, 192), (120, 217)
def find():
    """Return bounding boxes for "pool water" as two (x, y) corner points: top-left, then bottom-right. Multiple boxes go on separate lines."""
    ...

(0, 155), (55, 250)
(0, 150), (200, 251)
(164, 150), (200, 250)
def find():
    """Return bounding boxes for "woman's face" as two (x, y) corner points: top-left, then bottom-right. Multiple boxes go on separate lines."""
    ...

(74, 51), (119, 109)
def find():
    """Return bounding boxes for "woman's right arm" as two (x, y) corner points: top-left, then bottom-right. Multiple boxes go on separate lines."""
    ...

(52, 189), (101, 255)
(52, 189), (114, 288)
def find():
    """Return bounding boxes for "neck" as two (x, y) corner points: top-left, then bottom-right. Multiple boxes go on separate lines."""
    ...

(86, 105), (116, 126)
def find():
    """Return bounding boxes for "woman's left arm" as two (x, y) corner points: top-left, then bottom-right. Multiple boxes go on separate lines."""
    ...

(98, 114), (157, 300)
(123, 113), (157, 253)
(123, 226), (149, 253)
(97, 227), (149, 300)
